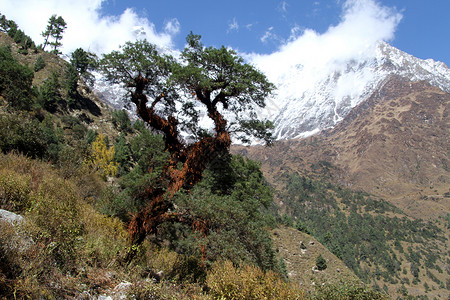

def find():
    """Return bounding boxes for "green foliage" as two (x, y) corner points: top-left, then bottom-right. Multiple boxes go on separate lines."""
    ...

(0, 113), (62, 160)
(161, 156), (278, 272)
(0, 14), (36, 54)
(113, 133), (132, 176)
(34, 55), (46, 72)
(99, 131), (168, 219)
(312, 279), (388, 299)
(13, 29), (37, 55)
(70, 47), (98, 85)
(316, 254), (327, 270)
(176, 32), (275, 144)
(100, 34), (275, 145)
(112, 109), (133, 133)
(38, 71), (62, 111)
(0, 46), (34, 110)
(41, 14), (66, 54)
(85, 129), (98, 144)
(279, 171), (444, 284)
(65, 64), (79, 106)
(295, 220), (311, 234)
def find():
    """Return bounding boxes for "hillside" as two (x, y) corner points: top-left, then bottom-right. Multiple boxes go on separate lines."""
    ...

(0, 21), (391, 299)
(235, 75), (450, 298)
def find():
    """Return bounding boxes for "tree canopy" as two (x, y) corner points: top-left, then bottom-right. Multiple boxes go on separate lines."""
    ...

(41, 14), (66, 53)
(100, 33), (275, 245)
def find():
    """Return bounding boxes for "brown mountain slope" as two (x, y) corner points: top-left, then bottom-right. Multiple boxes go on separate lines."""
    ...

(236, 75), (449, 220)
(272, 227), (358, 293)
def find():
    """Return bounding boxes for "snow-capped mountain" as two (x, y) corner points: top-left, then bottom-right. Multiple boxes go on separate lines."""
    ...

(259, 41), (450, 140)
(93, 41), (450, 142)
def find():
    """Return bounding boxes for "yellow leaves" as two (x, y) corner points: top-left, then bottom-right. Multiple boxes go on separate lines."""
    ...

(206, 260), (305, 300)
(85, 134), (118, 178)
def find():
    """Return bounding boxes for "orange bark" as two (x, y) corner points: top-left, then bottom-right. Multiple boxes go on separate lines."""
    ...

(127, 76), (231, 245)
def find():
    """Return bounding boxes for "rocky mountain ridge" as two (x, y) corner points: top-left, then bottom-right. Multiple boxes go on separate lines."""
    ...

(261, 41), (450, 140)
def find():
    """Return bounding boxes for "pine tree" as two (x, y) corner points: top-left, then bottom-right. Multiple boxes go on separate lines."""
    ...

(38, 72), (61, 111)
(316, 254), (327, 270)
(41, 15), (66, 54)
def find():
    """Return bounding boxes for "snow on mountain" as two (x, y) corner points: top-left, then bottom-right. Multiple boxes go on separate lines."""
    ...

(254, 41), (450, 140)
(92, 41), (450, 143)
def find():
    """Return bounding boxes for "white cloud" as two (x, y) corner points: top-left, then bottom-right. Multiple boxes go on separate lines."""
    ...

(249, 0), (402, 82)
(0, 0), (177, 55)
(280, 1), (288, 12)
(260, 27), (277, 43)
(164, 18), (180, 35)
(228, 18), (239, 32)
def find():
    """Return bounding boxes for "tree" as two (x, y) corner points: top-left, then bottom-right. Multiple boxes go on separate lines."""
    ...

(85, 134), (118, 178)
(0, 46), (34, 110)
(34, 55), (46, 72)
(70, 48), (98, 85)
(100, 34), (275, 245)
(38, 72), (61, 111)
(41, 15), (66, 54)
(316, 254), (327, 271)
(65, 64), (78, 107)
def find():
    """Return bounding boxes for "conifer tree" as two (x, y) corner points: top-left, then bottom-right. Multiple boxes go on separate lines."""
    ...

(41, 14), (66, 54)
(86, 133), (118, 178)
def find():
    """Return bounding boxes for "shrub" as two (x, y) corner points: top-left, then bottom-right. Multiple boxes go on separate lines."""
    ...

(34, 55), (46, 72)
(26, 176), (83, 270)
(84, 133), (118, 178)
(0, 46), (34, 110)
(316, 254), (327, 271)
(112, 109), (133, 133)
(311, 279), (388, 299)
(0, 169), (31, 212)
(0, 113), (61, 160)
(38, 71), (62, 111)
(206, 260), (304, 299)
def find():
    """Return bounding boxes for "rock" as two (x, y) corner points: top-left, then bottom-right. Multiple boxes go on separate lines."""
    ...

(299, 241), (307, 249)
(0, 209), (33, 251)
(309, 241), (315, 245)
(0, 209), (24, 226)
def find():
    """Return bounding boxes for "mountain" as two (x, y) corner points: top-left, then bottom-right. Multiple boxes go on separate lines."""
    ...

(234, 74), (450, 298)
(93, 41), (450, 145)
(260, 41), (450, 140)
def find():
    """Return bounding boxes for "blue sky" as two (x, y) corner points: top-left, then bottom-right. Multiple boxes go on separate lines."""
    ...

(1, 0), (449, 66)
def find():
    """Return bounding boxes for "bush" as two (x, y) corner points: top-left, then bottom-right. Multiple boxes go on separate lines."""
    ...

(0, 46), (34, 110)
(0, 169), (31, 212)
(112, 109), (133, 133)
(311, 279), (388, 299)
(206, 260), (304, 299)
(316, 254), (327, 271)
(0, 113), (62, 160)
(34, 55), (46, 72)
(26, 176), (84, 270)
